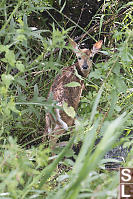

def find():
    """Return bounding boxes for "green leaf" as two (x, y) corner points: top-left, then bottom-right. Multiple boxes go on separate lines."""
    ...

(34, 84), (39, 97)
(16, 61), (25, 72)
(108, 90), (118, 118)
(74, 67), (84, 80)
(99, 14), (104, 37)
(73, 121), (98, 175)
(63, 102), (76, 118)
(89, 69), (103, 79)
(38, 136), (75, 189)
(5, 50), (16, 67)
(0, 45), (16, 67)
(60, 1), (66, 13)
(15, 33), (27, 42)
(90, 84), (104, 124)
(1, 74), (14, 88)
(15, 77), (26, 87)
(8, 97), (20, 114)
(0, 44), (9, 52)
(112, 62), (120, 74)
(64, 81), (81, 87)
(113, 30), (123, 41)
(115, 76), (127, 92)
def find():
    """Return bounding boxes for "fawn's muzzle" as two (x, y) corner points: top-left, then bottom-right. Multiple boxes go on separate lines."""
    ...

(82, 64), (88, 70)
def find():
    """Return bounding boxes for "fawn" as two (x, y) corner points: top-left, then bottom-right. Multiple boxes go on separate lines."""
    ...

(45, 38), (102, 149)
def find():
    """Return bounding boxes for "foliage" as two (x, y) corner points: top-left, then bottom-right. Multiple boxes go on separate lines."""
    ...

(0, 0), (133, 198)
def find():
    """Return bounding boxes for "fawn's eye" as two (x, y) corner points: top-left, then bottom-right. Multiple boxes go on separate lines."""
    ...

(78, 57), (81, 60)
(90, 56), (93, 60)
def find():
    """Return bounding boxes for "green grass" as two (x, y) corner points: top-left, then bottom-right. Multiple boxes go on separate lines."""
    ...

(0, 0), (132, 198)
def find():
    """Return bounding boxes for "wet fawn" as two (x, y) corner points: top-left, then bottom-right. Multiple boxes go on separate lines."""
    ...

(45, 38), (102, 149)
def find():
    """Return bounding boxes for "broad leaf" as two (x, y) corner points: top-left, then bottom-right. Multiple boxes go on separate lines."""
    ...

(5, 50), (16, 67)
(64, 81), (81, 87)
(1, 74), (14, 88)
(16, 61), (25, 72)
(63, 102), (76, 118)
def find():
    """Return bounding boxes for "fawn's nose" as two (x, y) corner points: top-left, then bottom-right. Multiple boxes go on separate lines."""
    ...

(82, 63), (88, 70)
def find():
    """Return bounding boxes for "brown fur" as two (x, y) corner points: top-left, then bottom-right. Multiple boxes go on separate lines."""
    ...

(44, 39), (102, 149)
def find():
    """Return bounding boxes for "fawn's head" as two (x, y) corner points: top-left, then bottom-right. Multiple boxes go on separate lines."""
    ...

(69, 39), (103, 77)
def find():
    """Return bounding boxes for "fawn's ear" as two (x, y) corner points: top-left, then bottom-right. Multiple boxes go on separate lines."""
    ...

(69, 38), (79, 53)
(90, 40), (103, 57)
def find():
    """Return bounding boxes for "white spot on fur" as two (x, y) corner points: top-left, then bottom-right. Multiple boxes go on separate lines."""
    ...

(56, 109), (68, 131)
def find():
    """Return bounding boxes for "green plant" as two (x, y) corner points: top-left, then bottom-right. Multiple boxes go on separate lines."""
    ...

(0, 0), (132, 198)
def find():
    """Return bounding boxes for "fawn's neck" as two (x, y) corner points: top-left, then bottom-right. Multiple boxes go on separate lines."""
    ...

(75, 62), (87, 78)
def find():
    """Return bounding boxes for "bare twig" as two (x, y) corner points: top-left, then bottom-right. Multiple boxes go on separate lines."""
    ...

(44, 5), (131, 59)
(75, 5), (131, 42)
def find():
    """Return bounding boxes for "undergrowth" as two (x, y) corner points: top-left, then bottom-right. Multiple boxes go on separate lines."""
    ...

(0, 0), (132, 198)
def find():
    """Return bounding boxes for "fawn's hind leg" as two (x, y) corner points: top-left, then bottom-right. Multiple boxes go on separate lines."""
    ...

(48, 124), (67, 150)
(45, 109), (70, 150)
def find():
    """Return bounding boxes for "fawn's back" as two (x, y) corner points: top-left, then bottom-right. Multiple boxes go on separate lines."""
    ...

(45, 39), (102, 148)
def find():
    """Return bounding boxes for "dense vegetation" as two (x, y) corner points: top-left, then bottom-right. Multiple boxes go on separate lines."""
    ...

(0, 0), (132, 198)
